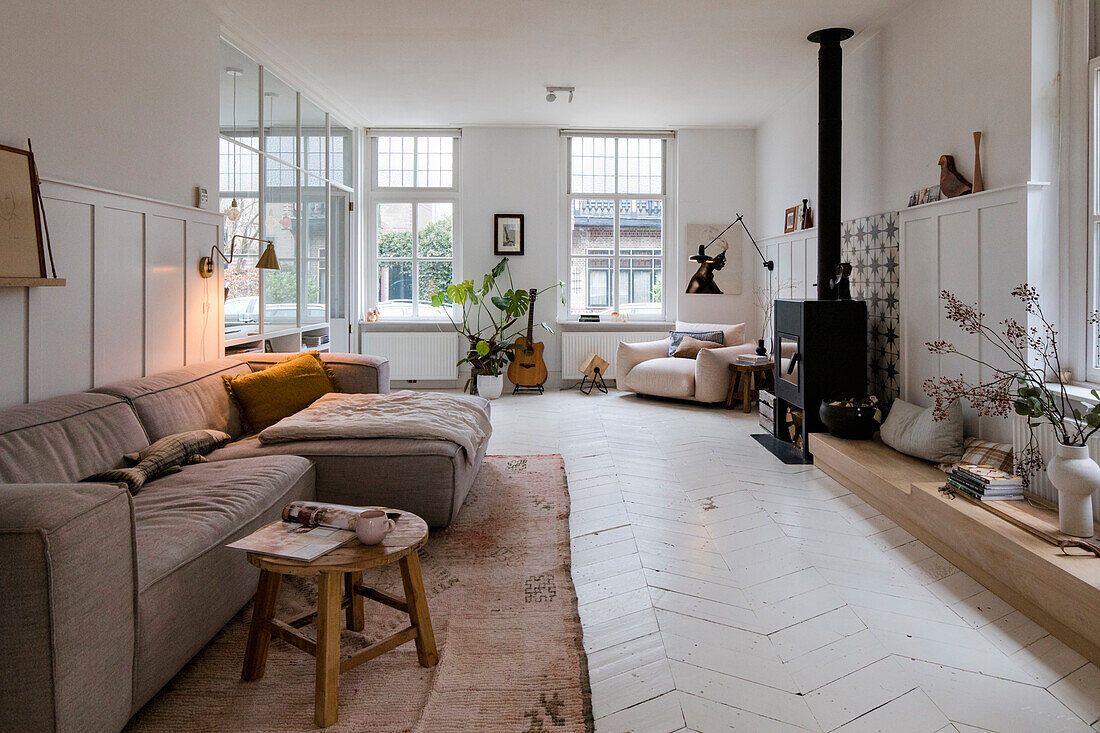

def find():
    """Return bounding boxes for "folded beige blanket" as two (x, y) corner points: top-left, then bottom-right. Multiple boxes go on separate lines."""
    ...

(258, 390), (491, 466)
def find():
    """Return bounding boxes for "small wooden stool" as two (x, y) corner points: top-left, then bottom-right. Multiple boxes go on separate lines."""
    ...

(241, 511), (436, 728)
(726, 362), (775, 413)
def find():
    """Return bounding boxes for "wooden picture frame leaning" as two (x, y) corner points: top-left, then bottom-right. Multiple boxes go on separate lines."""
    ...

(494, 213), (524, 256)
(783, 206), (798, 233)
(0, 143), (47, 278)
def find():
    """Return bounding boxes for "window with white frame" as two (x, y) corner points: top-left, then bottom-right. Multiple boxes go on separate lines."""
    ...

(565, 135), (668, 318)
(370, 133), (459, 318)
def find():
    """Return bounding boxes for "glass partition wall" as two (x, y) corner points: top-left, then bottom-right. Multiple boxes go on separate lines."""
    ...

(219, 39), (354, 352)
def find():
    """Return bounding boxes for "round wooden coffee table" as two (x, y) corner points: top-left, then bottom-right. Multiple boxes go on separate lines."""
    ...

(240, 510), (436, 728)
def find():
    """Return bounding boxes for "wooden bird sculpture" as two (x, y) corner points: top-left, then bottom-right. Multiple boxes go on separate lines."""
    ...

(938, 155), (972, 198)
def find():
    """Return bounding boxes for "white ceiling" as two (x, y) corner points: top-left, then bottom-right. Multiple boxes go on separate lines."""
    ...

(212, 0), (908, 128)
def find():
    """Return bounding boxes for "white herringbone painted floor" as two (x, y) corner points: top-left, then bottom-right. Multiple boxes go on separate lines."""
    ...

(483, 388), (1100, 733)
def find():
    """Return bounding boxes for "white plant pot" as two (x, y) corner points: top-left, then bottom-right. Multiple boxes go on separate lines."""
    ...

(476, 374), (504, 400)
(1048, 443), (1100, 538)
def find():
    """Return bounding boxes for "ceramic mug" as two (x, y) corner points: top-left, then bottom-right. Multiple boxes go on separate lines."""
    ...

(356, 509), (396, 545)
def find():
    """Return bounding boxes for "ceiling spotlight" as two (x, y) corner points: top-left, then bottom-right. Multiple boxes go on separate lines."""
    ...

(546, 86), (575, 103)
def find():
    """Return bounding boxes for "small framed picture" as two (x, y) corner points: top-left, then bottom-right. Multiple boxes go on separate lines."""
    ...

(784, 206), (798, 233)
(494, 214), (524, 256)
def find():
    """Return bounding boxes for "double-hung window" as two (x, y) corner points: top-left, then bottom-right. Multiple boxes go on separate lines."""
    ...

(370, 132), (459, 319)
(564, 134), (670, 319)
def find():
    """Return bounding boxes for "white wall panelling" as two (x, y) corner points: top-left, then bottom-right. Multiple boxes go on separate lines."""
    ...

(0, 179), (223, 409)
(561, 331), (668, 380)
(360, 332), (460, 380)
(899, 184), (1043, 443)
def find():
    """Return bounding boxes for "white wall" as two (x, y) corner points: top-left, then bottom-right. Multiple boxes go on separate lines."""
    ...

(460, 127), (566, 380)
(676, 128), (758, 328)
(756, 0), (1035, 236)
(0, 0), (219, 206)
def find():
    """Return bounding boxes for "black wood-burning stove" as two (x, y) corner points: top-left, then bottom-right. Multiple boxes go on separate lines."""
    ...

(760, 27), (868, 461)
(773, 300), (867, 459)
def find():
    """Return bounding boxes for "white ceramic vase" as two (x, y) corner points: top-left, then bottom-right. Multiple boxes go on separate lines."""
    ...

(476, 374), (504, 400)
(1048, 442), (1100, 538)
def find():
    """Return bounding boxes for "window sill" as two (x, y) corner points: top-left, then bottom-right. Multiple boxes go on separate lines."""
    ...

(558, 320), (672, 332)
(360, 320), (456, 333)
(1050, 382), (1100, 406)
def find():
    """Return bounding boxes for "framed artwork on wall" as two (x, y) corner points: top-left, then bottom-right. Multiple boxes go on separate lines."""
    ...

(0, 143), (46, 278)
(494, 213), (524, 256)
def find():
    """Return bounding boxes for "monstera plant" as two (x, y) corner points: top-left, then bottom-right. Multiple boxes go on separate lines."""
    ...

(430, 257), (562, 393)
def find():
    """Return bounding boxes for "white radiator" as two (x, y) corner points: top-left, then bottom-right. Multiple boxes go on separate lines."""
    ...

(1012, 414), (1100, 514)
(360, 332), (459, 380)
(561, 331), (667, 380)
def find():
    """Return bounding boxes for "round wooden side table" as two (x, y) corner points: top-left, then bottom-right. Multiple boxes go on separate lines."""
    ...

(240, 511), (436, 728)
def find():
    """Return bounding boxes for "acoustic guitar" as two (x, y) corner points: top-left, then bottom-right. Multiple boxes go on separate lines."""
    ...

(507, 288), (548, 389)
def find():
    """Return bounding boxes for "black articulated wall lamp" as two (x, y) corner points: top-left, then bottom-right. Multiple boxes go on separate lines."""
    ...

(686, 213), (773, 295)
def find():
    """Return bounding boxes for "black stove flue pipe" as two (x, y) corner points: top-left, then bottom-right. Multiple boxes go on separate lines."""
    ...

(807, 27), (854, 301)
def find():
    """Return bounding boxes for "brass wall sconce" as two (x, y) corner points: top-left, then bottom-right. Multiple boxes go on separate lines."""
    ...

(198, 234), (280, 279)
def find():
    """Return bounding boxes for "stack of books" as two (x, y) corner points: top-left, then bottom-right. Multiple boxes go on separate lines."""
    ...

(735, 354), (771, 366)
(948, 464), (1024, 501)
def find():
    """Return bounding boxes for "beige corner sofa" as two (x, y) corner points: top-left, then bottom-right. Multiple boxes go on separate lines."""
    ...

(0, 353), (488, 732)
(616, 320), (759, 402)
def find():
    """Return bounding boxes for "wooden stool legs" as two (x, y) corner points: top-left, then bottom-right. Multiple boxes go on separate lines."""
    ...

(241, 557), (438, 728)
(315, 572), (343, 728)
(345, 570), (365, 632)
(399, 552), (439, 667)
(241, 570), (280, 681)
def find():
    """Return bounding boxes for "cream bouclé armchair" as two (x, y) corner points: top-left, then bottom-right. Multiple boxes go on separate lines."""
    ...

(616, 321), (758, 403)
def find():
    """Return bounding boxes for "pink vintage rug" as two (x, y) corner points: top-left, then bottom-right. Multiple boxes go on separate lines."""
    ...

(126, 455), (592, 732)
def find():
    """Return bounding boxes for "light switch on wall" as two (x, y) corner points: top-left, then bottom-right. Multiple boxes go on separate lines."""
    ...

(195, 186), (209, 209)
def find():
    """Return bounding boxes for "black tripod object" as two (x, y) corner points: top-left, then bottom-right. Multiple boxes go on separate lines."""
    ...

(579, 366), (608, 395)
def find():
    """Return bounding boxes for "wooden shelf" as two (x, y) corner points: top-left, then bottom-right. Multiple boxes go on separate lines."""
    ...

(0, 277), (65, 287)
(812, 432), (1100, 668)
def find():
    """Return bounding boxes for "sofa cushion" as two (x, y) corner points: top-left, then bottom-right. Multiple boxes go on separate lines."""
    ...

(207, 423), (491, 528)
(0, 393), (148, 483)
(130, 454), (314, 591)
(672, 335), (723, 359)
(129, 455), (315, 708)
(93, 358), (252, 441)
(223, 352), (338, 433)
(625, 357), (696, 399)
(880, 398), (965, 465)
(675, 320), (746, 348)
(668, 330), (724, 357)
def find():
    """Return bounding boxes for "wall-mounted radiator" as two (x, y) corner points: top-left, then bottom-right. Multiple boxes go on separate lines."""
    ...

(561, 331), (667, 380)
(360, 332), (459, 380)
(1012, 414), (1100, 516)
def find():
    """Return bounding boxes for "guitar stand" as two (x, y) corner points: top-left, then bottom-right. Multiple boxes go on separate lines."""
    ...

(512, 384), (545, 395)
(579, 367), (608, 395)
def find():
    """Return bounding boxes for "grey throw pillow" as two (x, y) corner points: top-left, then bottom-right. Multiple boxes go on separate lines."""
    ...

(668, 330), (723, 357)
(83, 429), (231, 493)
(879, 399), (964, 464)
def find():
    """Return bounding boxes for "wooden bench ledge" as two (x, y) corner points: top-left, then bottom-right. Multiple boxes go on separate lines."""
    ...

(810, 432), (1100, 667)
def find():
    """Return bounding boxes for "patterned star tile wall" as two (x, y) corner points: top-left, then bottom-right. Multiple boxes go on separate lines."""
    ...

(841, 211), (900, 406)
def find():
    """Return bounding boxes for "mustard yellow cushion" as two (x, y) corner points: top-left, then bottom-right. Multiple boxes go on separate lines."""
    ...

(223, 352), (339, 433)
